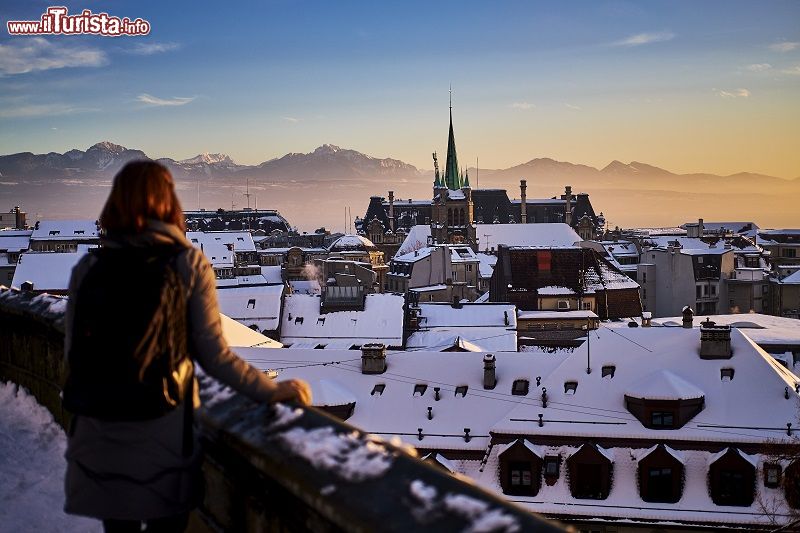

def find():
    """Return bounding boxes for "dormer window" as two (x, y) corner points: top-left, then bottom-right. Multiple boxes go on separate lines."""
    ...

(371, 383), (385, 396)
(498, 439), (544, 496)
(601, 365), (616, 379)
(567, 444), (613, 500)
(564, 381), (578, 395)
(543, 456), (560, 481)
(651, 411), (675, 428)
(720, 368), (735, 381)
(413, 384), (427, 397)
(625, 370), (705, 430)
(454, 385), (468, 397)
(638, 445), (684, 503)
(512, 379), (529, 396)
(709, 448), (756, 506)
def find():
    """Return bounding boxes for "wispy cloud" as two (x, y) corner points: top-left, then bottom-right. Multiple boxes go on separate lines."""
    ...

(745, 63), (772, 72)
(0, 103), (98, 118)
(282, 116), (300, 123)
(769, 41), (800, 53)
(510, 101), (534, 111)
(782, 65), (800, 75)
(565, 103), (582, 110)
(0, 37), (107, 75)
(127, 42), (180, 55)
(136, 93), (195, 107)
(714, 88), (750, 99)
(613, 31), (675, 47)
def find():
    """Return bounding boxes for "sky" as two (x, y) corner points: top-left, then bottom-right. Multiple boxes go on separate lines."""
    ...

(0, 0), (799, 178)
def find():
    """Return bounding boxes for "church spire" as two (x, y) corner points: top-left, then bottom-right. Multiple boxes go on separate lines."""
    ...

(444, 87), (461, 190)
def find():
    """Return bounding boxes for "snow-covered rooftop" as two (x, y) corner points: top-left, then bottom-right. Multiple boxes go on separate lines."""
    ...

(396, 223), (582, 256)
(187, 231), (257, 254)
(280, 293), (404, 347)
(328, 234), (376, 252)
(216, 285), (284, 333)
(30, 220), (98, 241)
(11, 246), (93, 291)
(0, 230), (32, 252)
(650, 313), (800, 346)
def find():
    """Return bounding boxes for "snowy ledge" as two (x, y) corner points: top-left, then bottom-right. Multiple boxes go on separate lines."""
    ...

(196, 388), (565, 532)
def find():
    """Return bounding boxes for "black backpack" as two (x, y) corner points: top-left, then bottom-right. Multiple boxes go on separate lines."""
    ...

(63, 244), (194, 421)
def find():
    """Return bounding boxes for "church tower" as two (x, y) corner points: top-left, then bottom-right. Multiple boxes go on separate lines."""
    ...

(430, 91), (477, 250)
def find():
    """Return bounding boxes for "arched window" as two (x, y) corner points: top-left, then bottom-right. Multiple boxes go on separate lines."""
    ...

(447, 208), (453, 226)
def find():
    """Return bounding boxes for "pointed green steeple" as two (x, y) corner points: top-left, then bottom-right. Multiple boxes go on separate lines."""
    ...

(463, 169), (470, 188)
(444, 107), (461, 190)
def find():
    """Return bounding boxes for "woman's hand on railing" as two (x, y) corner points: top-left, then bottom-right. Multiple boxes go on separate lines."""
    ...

(272, 379), (312, 406)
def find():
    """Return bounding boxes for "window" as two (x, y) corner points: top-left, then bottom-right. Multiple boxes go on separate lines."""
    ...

(764, 463), (781, 488)
(697, 256), (704, 264)
(710, 285), (717, 296)
(782, 249), (797, 258)
(642, 272), (647, 283)
(544, 456), (560, 478)
(371, 384), (385, 396)
(651, 411), (675, 428)
(511, 379), (529, 396)
(696, 285), (702, 298)
(582, 302), (591, 310)
(557, 300), (570, 310)
(247, 298), (256, 309)
(564, 381), (578, 395)
(601, 365), (616, 379)
(646, 467), (675, 502)
(509, 461), (534, 493)
(455, 385), (468, 397)
(720, 368), (735, 381)
(413, 384), (428, 397)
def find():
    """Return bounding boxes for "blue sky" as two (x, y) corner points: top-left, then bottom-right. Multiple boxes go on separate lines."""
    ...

(1, 0), (798, 176)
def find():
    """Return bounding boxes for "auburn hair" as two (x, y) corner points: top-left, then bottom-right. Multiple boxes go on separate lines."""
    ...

(100, 160), (185, 234)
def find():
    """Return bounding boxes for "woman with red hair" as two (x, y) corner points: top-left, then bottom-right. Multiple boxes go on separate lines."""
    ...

(63, 161), (310, 532)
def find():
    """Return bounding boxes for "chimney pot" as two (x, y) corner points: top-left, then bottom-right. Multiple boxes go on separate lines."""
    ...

(699, 322), (732, 359)
(682, 306), (694, 328)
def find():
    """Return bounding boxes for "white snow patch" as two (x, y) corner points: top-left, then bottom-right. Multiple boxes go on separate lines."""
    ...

(276, 426), (393, 482)
(443, 493), (520, 533)
(0, 381), (101, 532)
(266, 403), (304, 430)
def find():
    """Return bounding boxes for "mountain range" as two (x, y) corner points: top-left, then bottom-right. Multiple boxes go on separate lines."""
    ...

(1, 141), (797, 230)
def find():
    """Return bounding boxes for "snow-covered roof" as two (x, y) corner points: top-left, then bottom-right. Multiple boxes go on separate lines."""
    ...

(289, 279), (321, 295)
(625, 370), (705, 401)
(650, 313), (800, 347)
(215, 285), (284, 332)
(260, 265), (283, 284)
(406, 329), (518, 352)
(280, 293), (404, 346)
(475, 253), (496, 279)
(780, 270), (800, 285)
(308, 379), (357, 407)
(328, 234), (376, 252)
(396, 223), (581, 256)
(11, 247), (93, 291)
(0, 230), (32, 252)
(186, 231), (257, 253)
(417, 303), (517, 328)
(30, 220), (98, 241)
(517, 310), (599, 320)
(219, 313), (282, 348)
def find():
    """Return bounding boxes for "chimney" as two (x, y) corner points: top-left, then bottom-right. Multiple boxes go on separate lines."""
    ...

(681, 306), (694, 328)
(642, 311), (652, 327)
(564, 186), (573, 226)
(698, 218), (704, 236)
(520, 179), (527, 224)
(699, 319), (732, 359)
(361, 343), (387, 374)
(20, 281), (34, 292)
(388, 191), (395, 232)
(483, 353), (497, 390)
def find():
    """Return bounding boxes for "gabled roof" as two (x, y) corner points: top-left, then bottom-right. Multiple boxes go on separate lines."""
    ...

(30, 220), (98, 241)
(11, 247), (93, 291)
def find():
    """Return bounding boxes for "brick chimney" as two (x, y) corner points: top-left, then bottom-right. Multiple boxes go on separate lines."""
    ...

(699, 319), (732, 359)
(682, 306), (694, 328)
(483, 353), (497, 390)
(361, 343), (387, 374)
(520, 180), (527, 224)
